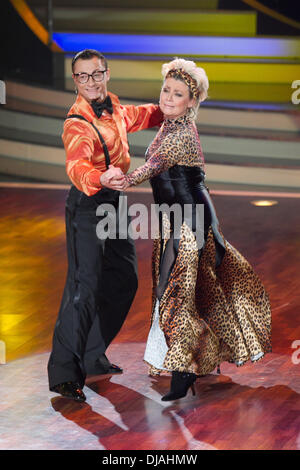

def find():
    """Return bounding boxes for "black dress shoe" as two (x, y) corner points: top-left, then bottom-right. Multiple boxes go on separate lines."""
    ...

(52, 382), (86, 402)
(86, 358), (123, 376)
(107, 363), (123, 374)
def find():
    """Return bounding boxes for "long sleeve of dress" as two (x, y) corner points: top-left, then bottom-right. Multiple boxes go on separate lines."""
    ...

(125, 127), (189, 187)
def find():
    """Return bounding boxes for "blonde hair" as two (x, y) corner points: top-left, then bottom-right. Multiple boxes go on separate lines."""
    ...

(162, 57), (209, 118)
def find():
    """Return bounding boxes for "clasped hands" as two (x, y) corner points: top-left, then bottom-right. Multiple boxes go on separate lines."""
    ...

(100, 165), (129, 191)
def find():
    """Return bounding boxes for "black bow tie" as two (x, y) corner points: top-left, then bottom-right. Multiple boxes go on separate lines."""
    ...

(91, 96), (113, 118)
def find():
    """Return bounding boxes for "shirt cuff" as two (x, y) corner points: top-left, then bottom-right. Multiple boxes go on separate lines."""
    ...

(88, 168), (103, 189)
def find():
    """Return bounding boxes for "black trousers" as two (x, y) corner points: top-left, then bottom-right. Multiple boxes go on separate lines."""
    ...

(48, 186), (138, 389)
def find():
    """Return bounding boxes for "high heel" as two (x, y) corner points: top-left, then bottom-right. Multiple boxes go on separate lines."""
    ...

(161, 371), (197, 401)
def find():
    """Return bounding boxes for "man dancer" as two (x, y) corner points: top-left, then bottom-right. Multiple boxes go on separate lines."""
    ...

(48, 49), (163, 401)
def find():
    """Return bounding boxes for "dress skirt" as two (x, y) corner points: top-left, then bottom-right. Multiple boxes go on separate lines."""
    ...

(144, 166), (271, 376)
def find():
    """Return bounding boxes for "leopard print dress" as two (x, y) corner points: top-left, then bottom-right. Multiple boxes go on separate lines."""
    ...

(125, 114), (272, 376)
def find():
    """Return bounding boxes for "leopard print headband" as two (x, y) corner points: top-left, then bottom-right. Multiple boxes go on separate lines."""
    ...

(166, 68), (200, 99)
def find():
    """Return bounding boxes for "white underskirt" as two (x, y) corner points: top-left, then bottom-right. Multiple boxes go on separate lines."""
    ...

(144, 299), (169, 370)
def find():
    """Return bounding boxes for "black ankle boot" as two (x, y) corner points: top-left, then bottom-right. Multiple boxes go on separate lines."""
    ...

(161, 371), (197, 401)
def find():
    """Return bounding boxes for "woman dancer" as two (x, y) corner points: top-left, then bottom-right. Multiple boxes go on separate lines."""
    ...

(122, 58), (271, 401)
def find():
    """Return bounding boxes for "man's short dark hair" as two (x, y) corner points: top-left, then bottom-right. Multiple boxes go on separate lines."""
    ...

(71, 49), (108, 72)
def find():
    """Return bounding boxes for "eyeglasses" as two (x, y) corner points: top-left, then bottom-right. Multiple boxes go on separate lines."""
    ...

(73, 70), (107, 84)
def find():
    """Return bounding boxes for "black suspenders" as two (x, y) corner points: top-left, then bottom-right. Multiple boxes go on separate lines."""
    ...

(65, 114), (111, 170)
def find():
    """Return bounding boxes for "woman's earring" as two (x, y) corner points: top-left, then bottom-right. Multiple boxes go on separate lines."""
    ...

(188, 107), (196, 119)
(75, 88), (78, 95)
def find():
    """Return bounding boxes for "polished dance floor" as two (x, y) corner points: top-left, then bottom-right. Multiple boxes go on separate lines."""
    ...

(0, 184), (299, 450)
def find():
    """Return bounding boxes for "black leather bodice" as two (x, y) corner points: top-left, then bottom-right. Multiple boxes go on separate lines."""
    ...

(150, 165), (206, 206)
(150, 165), (226, 267)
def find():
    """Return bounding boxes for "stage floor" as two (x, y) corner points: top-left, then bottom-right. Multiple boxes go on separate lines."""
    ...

(0, 185), (299, 450)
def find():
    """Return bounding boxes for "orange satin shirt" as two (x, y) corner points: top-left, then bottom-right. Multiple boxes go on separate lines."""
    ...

(62, 92), (163, 196)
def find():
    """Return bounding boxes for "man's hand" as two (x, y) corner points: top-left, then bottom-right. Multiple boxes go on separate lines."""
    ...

(100, 165), (125, 191)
